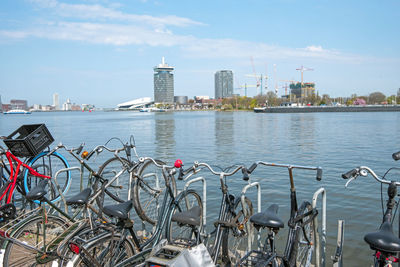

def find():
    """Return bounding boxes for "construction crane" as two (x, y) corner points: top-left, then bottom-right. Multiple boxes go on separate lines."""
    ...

(246, 57), (268, 95)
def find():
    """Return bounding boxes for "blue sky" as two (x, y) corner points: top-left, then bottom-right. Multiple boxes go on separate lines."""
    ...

(0, 0), (399, 108)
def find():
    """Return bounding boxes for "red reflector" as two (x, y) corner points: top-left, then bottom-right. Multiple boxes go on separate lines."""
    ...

(69, 243), (80, 254)
(0, 230), (10, 238)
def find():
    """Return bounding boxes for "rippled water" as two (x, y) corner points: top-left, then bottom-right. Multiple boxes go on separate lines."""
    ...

(1, 110), (400, 265)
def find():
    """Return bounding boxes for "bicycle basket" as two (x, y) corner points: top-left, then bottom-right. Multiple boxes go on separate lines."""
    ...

(3, 124), (54, 158)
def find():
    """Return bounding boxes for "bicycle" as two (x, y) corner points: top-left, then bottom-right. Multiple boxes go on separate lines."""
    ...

(64, 157), (204, 267)
(0, 144), (70, 221)
(238, 161), (322, 267)
(342, 152), (400, 267)
(175, 161), (257, 266)
(0, 142), (140, 266)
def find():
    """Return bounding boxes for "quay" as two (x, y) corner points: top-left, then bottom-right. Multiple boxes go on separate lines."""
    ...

(254, 105), (400, 113)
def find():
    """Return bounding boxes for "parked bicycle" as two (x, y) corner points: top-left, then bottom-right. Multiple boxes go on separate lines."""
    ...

(238, 161), (322, 267)
(63, 157), (204, 267)
(342, 151), (400, 267)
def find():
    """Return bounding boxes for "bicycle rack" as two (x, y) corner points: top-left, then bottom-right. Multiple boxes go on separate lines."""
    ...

(241, 181), (261, 252)
(53, 166), (81, 213)
(312, 187), (326, 267)
(183, 177), (207, 229)
(332, 220), (345, 267)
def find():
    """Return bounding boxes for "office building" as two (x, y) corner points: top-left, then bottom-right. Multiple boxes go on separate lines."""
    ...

(215, 70), (233, 99)
(53, 93), (59, 110)
(10, 99), (28, 110)
(154, 57), (174, 104)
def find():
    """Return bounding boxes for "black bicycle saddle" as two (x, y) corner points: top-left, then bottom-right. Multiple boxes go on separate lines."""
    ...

(171, 206), (201, 226)
(26, 179), (48, 201)
(103, 200), (133, 220)
(66, 188), (92, 206)
(364, 221), (400, 254)
(250, 204), (284, 230)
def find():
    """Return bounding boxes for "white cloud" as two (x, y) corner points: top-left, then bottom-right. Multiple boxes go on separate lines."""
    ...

(0, 1), (368, 63)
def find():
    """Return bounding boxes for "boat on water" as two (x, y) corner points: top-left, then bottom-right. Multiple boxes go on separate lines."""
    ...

(3, 109), (31, 114)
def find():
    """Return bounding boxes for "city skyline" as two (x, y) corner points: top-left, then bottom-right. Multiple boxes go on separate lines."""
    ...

(0, 0), (399, 108)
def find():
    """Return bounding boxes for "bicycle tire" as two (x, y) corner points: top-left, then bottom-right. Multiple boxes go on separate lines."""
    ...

(94, 157), (131, 207)
(71, 232), (136, 266)
(23, 151), (71, 204)
(166, 189), (203, 244)
(289, 201), (315, 267)
(3, 215), (69, 267)
(221, 196), (254, 266)
(133, 158), (176, 225)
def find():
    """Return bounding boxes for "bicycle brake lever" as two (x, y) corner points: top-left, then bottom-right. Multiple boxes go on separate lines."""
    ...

(345, 177), (356, 188)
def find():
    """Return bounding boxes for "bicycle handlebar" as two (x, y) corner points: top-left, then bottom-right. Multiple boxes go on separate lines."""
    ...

(193, 162), (245, 177)
(342, 166), (400, 188)
(247, 161), (323, 181)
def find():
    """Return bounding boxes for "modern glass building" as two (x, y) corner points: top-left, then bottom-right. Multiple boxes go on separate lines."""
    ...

(215, 70), (233, 99)
(154, 57), (174, 104)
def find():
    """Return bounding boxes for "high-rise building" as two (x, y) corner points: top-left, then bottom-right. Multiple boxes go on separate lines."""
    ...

(154, 57), (174, 104)
(215, 70), (233, 99)
(53, 93), (59, 110)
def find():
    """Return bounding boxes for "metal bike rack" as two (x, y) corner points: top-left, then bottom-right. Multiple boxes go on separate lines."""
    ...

(332, 220), (345, 267)
(241, 181), (261, 251)
(312, 187), (326, 267)
(53, 166), (81, 213)
(183, 177), (207, 228)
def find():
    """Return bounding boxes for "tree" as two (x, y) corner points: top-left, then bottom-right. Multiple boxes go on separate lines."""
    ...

(368, 92), (386, 104)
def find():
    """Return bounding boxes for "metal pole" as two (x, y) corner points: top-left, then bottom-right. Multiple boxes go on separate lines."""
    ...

(312, 187), (326, 267)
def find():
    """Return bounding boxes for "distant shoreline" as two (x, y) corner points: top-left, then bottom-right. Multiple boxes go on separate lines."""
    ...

(254, 105), (400, 113)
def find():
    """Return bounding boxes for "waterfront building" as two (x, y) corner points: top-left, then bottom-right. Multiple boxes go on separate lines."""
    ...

(117, 97), (153, 110)
(10, 99), (28, 110)
(63, 98), (72, 111)
(290, 82), (315, 99)
(53, 93), (59, 110)
(174, 96), (188, 105)
(215, 70), (233, 99)
(154, 57), (174, 104)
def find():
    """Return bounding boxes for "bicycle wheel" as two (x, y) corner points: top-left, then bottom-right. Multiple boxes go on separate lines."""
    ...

(166, 189), (203, 244)
(3, 215), (69, 267)
(221, 196), (254, 266)
(24, 151), (71, 204)
(133, 159), (175, 225)
(290, 201), (315, 267)
(94, 157), (131, 207)
(72, 232), (136, 266)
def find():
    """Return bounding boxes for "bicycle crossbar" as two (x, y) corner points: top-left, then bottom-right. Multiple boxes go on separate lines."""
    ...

(183, 176), (207, 227)
(312, 187), (326, 267)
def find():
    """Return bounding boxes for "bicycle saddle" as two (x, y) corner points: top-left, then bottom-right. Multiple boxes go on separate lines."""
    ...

(25, 179), (48, 201)
(250, 204), (284, 230)
(102, 200), (133, 220)
(364, 221), (400, 254)
(66, 188), (92, 206)
(171, 206), (201, 226)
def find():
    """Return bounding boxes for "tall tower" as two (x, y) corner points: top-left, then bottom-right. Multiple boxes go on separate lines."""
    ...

(53, 93), (59, 110)
(154, 57), (174, 104)
(215, 70), (233, 99)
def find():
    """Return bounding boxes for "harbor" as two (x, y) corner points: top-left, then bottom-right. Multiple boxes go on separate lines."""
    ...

(254, 105), (400, 113)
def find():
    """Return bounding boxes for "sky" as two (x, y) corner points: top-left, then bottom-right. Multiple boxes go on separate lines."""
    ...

(0, 0), (399, 108)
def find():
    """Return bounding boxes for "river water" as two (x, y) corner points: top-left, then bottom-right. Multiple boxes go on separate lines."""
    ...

(1, 110), (400, 265)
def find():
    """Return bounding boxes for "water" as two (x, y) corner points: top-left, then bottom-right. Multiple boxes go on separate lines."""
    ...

(1, 110), (400, 265)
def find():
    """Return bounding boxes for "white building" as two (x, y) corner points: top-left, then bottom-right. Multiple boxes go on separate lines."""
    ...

(117, 97), (153, 110)
(53, 93), (59, 110)
(63, 98), (72, 111)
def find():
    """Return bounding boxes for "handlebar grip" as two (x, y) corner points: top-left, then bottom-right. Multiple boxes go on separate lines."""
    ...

(342, 169), (358, 179)
(316, 167), (323, 181)
(86, 150), (96, 160)
(126, 145), (131, 157)
(248, 163), (257, 174)
(392, 151), (400, 161)
(178, 166), (194, 180)
(242, 168), (249, 181)
(76, 144), (84, 155)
